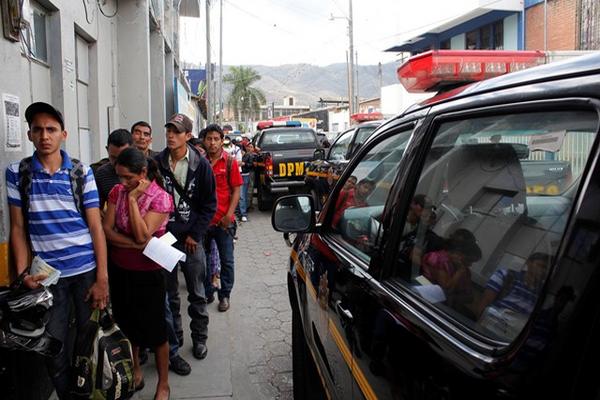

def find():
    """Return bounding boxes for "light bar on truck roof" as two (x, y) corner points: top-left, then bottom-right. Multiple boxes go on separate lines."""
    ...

(350, 112), (383, 123)
(397, 50), (546, 93)
(256, 120), (302, 130)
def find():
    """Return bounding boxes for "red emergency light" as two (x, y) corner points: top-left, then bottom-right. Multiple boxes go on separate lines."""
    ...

(351, 112), (383, 123)
(397, 50), (546, 93)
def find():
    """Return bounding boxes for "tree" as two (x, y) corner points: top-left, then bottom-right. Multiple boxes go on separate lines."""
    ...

(224, 66), (266, 125)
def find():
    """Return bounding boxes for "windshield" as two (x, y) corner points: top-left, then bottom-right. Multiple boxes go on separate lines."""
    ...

(355, 126), (378, 146)
(259, 129), (317, 150)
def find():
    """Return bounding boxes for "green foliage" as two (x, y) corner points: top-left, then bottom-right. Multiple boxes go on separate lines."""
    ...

(224, 66), (266, 121)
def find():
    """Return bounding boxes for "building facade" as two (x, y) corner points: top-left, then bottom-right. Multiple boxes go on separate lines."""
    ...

(386, 0), (599, 56)
(0, 0), (199, 283)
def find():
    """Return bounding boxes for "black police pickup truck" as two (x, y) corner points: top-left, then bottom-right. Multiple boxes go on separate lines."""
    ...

(272, 50), (600, 399)
(306, 120), (384, 208)
(253, 120), (322, 211)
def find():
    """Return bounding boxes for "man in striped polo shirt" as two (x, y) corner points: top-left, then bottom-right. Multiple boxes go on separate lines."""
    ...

(5, 102), (108, 399)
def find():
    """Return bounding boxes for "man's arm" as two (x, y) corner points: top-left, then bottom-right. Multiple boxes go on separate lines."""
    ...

(85, 207), (109, 309)
(8, 206), (48, 289)
(219, 186), (240, 228)
(8, 205), (29, 275)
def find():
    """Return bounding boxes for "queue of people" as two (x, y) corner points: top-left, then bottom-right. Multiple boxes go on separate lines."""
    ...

(4, 101), (260, 400)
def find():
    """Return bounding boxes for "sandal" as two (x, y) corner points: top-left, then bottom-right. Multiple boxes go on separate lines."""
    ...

(135, 378), (145, 392)
(153, 387), (170, 400)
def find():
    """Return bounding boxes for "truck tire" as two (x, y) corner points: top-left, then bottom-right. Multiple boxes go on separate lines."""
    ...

(292, 296), (327, 400)
(257, 186), (272, 211)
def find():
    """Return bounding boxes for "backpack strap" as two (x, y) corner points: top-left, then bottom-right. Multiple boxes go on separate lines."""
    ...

(18, 157), (34, 227)
(226, 155), (234, 196)
(69, 158), (87, 223)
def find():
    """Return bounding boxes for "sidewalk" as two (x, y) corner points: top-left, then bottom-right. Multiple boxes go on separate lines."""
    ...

(134, 211), (292, 399)
(49, 211), (291, 400)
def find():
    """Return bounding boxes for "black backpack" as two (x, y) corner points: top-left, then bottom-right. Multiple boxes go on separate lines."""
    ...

(71, 309), (135, 400)
(18, 156), (87, 226)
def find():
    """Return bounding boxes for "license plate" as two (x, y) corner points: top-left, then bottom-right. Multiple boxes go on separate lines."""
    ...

(278, 162), (305, 177)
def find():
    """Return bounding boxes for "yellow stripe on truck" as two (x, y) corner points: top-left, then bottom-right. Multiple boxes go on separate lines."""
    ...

(329, 320), (378, 400)
(291, 248), (378, 400)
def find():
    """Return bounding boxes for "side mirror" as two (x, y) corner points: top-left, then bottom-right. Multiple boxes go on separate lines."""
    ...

(313, 148), (325, 160)
(271, 195), (315, 233)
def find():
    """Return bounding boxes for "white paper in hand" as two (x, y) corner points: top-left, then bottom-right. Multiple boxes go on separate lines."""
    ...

(30, 256), (61, 286)
(414, 284), (446, 304)
(143, 237), (186, 272)
(159, 231), (178, 246)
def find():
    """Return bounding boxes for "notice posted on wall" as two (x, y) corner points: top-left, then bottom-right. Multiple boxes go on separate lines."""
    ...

(3, 93), (21, 152)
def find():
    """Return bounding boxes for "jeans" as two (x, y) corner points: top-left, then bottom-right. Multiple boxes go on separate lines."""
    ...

(165, 242), (209, 345)
(240, 174), (250, 217)
(165, 295), (179, 359)
(45, 269), (96, 399)
(247, 173), (255, 208)
(205, 224), (235, 300)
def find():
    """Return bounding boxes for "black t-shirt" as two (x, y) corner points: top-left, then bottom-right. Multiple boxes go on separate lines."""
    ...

(94, 162), (120, 209)
(241, 152), (256, 174)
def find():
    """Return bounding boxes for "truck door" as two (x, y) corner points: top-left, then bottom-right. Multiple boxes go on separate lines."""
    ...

(352, 104), (600, 399)
(306, 124), (415, 399)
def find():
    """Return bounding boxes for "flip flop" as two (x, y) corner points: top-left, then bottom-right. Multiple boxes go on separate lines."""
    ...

(135, 378), (145, 392)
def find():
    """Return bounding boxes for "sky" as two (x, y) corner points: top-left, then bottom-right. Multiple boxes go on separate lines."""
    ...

(179, 0), (480, 67)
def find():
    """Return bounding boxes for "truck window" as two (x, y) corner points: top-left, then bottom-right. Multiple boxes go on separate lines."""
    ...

(390, 109), (598, 343)
(354, 126), (378, 147)
(259, 129), (316, 150)
(329, 128), (413, 263)
(329, 130), (353, 160)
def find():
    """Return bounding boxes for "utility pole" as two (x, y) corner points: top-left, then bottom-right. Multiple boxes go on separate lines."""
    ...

(355, 50), (359, 113)
(378, 62), (382, 91)
(206, 0), (212, 124)
(347, 0), (355, 118)
(218, 0), (223, 124)
(346, 51), (351, 126)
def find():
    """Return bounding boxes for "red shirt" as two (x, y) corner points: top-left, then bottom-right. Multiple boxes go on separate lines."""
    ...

(209, 151), (243, 225)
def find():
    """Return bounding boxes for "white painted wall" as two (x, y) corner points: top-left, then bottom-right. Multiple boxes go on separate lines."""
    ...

(504, 14), (519, 50)
(328, 109), (350, 133)
(380, 84), (433, 117)
(451, 33), (466, 50)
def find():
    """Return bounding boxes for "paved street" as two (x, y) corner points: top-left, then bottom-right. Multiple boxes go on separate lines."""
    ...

(134, 209), (293, 400)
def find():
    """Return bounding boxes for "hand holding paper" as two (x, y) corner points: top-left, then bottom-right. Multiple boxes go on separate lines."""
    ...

(143, 235), (186, 272)
(30, 256), (61, 287)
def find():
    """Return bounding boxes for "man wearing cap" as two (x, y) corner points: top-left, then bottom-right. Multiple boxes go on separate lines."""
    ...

(155, 113), (216, 360)
(131, 120), (159, 158)
(5, 102), (108, 399)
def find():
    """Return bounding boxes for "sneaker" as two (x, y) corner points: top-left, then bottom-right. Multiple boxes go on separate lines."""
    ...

(241, 216), (248, 222)
(169, 354), (192, 376)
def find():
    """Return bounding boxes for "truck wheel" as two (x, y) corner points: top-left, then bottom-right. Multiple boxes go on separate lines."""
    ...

(257, 186), (272, 211)
(292, 300), (327, 400)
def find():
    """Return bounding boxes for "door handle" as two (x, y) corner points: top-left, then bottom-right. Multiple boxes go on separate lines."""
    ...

(336, 301), (354, 323)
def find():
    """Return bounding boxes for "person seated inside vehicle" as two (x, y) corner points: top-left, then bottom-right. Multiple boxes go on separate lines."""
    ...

(420, 229), (482, 310)
(397, 194), (444, 279)
(332, 177), (374, 227)
(474, 252), (550, 339)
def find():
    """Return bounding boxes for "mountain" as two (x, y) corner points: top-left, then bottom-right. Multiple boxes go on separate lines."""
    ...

(223, 62), (400, 108)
